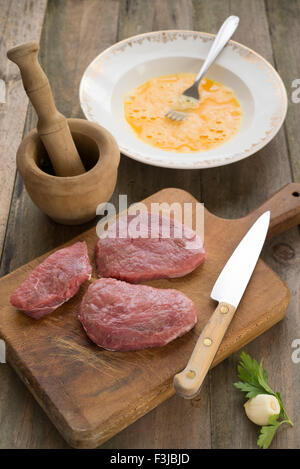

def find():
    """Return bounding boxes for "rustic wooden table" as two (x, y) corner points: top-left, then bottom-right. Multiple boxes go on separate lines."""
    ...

(0, 0), (299, 449)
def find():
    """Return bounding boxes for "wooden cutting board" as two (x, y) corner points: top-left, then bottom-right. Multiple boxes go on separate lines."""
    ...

(0, 183), (300, 448)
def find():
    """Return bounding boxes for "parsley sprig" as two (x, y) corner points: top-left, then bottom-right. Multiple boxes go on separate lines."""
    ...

(234, 351), (293, 449)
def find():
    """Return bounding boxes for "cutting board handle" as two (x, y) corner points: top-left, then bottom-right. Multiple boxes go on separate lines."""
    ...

(252, 183), (300, 238)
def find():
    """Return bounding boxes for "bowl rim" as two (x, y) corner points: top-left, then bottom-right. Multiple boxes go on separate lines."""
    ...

(79, 29), (288, 170)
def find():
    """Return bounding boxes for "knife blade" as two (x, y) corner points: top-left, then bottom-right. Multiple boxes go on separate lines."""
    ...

(173, 211), (270, 399)
(211, 210), (270, 307)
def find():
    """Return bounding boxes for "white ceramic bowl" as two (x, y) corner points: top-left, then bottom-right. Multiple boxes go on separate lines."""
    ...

(79, 30), (287, 169)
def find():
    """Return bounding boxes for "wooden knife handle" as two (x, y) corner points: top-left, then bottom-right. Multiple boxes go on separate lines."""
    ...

(173, 302), (236, 399)
(7, 42), (85, 177)
(253, 183), (300, 238)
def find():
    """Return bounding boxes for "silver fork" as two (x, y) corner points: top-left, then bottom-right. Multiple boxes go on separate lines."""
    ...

(165, 15), (240, 122)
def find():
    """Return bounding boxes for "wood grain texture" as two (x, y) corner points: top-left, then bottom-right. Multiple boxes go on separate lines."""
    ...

(16, 118), (120, 224)
(0, 0), (47, 257)
(192, 0), (299, 449)
(0, 0), (120, 449)
(0, 0), (300, 450)
(109, 0), (209, 450)
(0, 187), (297, 448)
(266, 0), (300, 182)
(0, 0), (48, 449)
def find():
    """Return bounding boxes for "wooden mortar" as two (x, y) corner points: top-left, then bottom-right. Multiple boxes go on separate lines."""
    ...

(17, 118), (120, 225)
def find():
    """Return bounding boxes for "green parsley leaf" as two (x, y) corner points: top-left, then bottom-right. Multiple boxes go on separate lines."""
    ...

(234, 352), (269, 398)
(234, 351), (294, 449)
(257, 361), (274, 395)
(275, 392), (286, 420)
(233, 381), (265, 399)
(257, 415), (281, 449)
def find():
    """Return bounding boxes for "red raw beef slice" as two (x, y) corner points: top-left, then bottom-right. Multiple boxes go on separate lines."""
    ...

(95, 211), (206, 282)
(78, 278), (197, 351)
(10, 242), (92, 319)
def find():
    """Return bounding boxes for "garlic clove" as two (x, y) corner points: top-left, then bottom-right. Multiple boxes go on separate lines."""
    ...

(244, 394), (280, 426)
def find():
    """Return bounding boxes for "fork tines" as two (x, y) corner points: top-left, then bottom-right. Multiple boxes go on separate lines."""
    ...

(165, 110), (186, 121)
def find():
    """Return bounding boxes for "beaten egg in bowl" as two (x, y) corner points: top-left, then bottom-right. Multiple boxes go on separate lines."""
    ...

(124, 73), (242, 153)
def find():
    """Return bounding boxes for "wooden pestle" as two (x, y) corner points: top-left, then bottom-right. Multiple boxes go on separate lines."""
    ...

(7, 42), (85, 176)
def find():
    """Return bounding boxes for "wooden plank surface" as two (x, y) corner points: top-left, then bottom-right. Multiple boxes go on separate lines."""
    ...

(263, 0), (300, 449)
(0, 0), (47, 256)
(0, 0), (121, 449)
(0, 0), (299, 449)
(266, 0), (300, 182)
(192, 0), (296, 449)
(103, 0), (210, 450)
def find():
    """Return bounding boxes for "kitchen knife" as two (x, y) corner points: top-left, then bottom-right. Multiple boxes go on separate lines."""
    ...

(173, 210), (271, 399)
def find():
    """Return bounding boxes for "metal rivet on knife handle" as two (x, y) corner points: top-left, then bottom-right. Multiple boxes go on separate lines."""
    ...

(203, 338), (212, 346)
(186, 370), (196, 379)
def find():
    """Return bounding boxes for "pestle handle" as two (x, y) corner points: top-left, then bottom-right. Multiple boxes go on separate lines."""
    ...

(7, 42), (85, 177)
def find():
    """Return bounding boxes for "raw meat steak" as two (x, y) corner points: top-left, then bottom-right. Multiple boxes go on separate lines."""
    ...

(78, 278), (197, 351)
(10, 242), (92, 319)
(95, 211), (206, 282)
